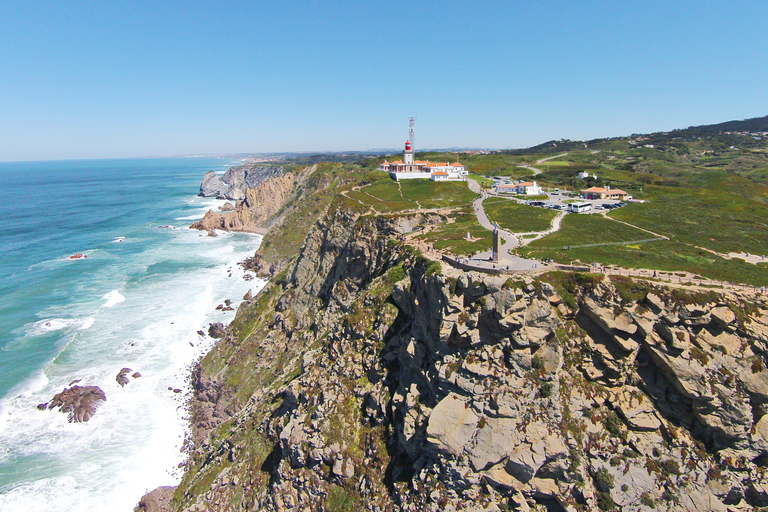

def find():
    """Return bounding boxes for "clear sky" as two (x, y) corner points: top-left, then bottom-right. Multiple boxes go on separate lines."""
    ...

(1, 1), (767, 161)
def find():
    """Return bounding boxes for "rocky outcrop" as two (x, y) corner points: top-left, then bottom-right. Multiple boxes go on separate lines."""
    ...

(190, 173), (295, 233)
(198, 171), (228, 198)
(135, 486), (175, 512)
(38, 385), (106, 422)
(198, 165), (283, 200)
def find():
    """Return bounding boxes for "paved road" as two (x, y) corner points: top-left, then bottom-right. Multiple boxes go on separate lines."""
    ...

(464, 180), (550, 271)
(519, 153), (569, 176)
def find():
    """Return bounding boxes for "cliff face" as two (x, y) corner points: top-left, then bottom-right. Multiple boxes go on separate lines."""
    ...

(191, 173), (296, 233)
(166, 200), (768, 512)
(198, 165), (283, 200)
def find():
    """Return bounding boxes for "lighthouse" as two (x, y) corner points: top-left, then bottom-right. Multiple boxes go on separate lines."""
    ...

(403, 140), (414, 165)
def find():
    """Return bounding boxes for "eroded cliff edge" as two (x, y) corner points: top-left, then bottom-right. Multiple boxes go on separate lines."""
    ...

(147, 177), (768, 512)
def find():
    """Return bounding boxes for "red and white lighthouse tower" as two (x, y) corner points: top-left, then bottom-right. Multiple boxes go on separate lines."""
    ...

(403, 140), (414, 165)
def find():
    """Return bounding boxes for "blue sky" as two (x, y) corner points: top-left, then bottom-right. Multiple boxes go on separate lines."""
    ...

(1, 1), (767, 161)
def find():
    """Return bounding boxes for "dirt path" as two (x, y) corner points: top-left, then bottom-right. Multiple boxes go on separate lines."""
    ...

(601, 266), (764, 296)
(602, 214), (669, 240)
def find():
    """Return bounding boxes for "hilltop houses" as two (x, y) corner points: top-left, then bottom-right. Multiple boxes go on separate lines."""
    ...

(580, 186), (632, 200)
(383, 141), (467, 181)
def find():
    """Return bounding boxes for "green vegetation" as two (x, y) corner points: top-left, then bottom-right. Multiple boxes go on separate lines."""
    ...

(597, 492), (616, 511)
(418, 208), (492, 256)
(325, 484), (360, 512)
(346, 174), (476, 213)
(483, 197), (557, 232)
(526, 213), (655, 247)
(538, 271), (604, 309)
(521, 212), (768, 286)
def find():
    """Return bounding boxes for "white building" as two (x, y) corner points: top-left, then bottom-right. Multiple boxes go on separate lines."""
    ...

(496, 180), (542, 195)
(383, 141), (467, 181)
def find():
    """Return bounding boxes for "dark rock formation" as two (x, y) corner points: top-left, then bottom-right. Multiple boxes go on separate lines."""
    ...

(43, 385), (106, 422)
(116, 367), (132, 387)
(207, 322), (226, 338)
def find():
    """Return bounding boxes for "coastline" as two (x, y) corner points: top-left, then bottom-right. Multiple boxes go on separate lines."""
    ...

(0, 158), (266, 511)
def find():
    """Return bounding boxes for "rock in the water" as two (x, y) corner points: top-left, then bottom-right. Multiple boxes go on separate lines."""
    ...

(45, 385), (106, 422)
(69, 253), (87, 260)
(116, 368), (133, 387)
(132, 372), (141, 379)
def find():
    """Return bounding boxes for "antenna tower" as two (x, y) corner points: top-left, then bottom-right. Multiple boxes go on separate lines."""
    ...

(409, 117), (416, 146)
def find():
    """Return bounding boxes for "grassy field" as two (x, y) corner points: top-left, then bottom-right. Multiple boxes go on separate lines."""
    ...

(418, 208), (492, 256)
(483, 197), (557, 233)
(346, 174), (477, 213)
(523, 214), (655, 247)
(609, 176), (768, 256)
(520, 214), (768, 286)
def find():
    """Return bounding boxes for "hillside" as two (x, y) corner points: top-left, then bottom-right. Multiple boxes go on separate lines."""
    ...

(136, 116), (768, 512)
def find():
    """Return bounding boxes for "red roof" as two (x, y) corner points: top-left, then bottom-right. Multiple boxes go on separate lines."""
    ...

(432, 171), (448, 176)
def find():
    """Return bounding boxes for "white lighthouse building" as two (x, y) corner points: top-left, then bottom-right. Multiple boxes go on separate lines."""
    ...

(380, 140), (467, 182)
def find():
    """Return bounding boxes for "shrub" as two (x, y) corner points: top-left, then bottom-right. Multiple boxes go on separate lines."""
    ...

(596, 467), (615, 491)
(426, 261), (442, 277)
(387, 263), (405, 283)
(640, 492), (655, 508)
(604, 411), (622, 437)
(540, 382), (553, 399)
(690, 347), (710, 366)
(597, 491), (616, 511)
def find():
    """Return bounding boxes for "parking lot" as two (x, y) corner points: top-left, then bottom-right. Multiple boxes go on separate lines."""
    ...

(525, 191), (627, 214)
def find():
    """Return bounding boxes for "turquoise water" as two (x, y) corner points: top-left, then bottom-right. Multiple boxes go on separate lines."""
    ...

(0, 158), (266, 510)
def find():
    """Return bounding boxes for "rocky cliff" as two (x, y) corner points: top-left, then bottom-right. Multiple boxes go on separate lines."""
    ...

(191, 173), (296, 234)
(151, 194), (768, 511)
(198, 165), (283, 200)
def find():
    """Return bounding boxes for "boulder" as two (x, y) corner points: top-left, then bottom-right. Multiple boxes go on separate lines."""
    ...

(711, 306), (737, 330)
(208, 323), (227, 338)
(426, 393), (478, 455)
(468, 418), (521, 471)
(610, 388), (661, 431)
(134, 486), (176, 512)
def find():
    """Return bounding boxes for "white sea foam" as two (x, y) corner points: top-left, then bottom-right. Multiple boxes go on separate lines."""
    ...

(25, 317), (94, 337)
(0, 228), (265, 511)
(101, 290), (125, 308)
(174, 214), (207, 220)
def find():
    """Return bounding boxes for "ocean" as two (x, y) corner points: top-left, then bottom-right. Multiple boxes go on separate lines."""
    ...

(0, 157), (266, 511)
